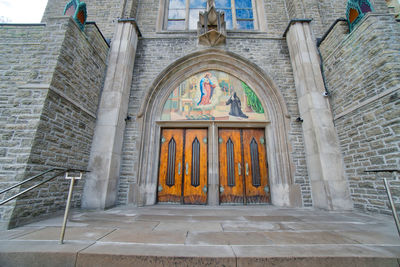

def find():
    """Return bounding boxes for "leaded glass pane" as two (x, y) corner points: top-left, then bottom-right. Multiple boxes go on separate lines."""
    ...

(235, 0), (252, 8)
(221, 9), (233, 29)
(190, 0), (207, 8)
(237, 20), (254, 29)
(167, 20), (185, 30)
(215, 0), (231, 8)
(236, 9), (253, 19)
(189, 9), (203, 29)
(168, 9), (185, 19)
(169, 0), (185, 9)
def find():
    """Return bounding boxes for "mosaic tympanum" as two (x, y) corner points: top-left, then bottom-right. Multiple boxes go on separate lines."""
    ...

(161, 70), (266, 121)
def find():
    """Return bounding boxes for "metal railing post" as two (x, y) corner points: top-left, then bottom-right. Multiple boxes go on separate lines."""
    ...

(383, 178), (400, 237)
(60, 172), (82, 244)
(364, 169), (400, 237)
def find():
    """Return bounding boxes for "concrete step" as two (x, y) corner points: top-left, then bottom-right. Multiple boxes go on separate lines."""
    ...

(0, 205), (399, 266)
(0, 241), (399, 267)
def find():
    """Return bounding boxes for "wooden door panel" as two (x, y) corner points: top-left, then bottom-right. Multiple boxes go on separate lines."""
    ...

(183, 129), (208, 204)
(242, 129), (270, 203)
(157, 129), (184, 203)
(219, 129), (244, 204)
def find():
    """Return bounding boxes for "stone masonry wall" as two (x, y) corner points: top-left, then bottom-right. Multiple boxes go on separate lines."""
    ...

(117, 37), (311, 207)
(0, 22), (63, 229)
(284, 0), (390, 38)
(0, 18), (108, 228)
(42, 0), (124, 40)
(319, 14), (400, 214)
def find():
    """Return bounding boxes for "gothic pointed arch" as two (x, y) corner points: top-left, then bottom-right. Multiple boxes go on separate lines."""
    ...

(135, 48), (301, 207)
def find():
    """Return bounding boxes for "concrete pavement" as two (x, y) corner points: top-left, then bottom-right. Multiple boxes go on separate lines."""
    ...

(0, 205), (399, 266)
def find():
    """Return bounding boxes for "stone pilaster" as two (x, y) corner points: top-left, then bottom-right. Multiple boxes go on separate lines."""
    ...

(82, 19), (140, 209)
(285, 20), (352, 210)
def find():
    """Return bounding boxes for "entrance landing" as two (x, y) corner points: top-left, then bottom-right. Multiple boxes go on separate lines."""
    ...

(0, 205), (399, 266)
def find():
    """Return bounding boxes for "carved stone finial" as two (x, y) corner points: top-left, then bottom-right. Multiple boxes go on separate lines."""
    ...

(197, 1), (226, 46)
(207, 0), (216, 9)
(63, 0), (87, 31)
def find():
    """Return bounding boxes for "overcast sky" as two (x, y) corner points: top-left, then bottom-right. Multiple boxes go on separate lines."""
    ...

(0, 0), (48, 23)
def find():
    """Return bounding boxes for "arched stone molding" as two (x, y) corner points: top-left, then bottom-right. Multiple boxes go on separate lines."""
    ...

(134, 48), (302, 207)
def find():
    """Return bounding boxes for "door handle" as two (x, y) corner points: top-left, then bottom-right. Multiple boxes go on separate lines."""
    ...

(246, 163), (249, 176)
(186, 162), (189, 175)
(238, 163), (241, 175)
(178, 162), (181, 175)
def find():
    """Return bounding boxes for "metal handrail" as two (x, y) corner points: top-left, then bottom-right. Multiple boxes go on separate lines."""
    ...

(0, 168), (88, 206)
(0, 168), (65, 195)
(0, 167), (89, 244)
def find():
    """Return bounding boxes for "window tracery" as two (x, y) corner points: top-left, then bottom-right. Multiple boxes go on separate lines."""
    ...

(165, 0), (257, 30)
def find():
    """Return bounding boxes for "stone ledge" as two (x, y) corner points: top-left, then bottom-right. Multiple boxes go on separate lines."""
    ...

(334, 87), (400, 121)
(18, 84), (97, 119)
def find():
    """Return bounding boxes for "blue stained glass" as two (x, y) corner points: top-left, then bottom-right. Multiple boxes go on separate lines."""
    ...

(169, 0), (185, 9)
(237, 20), (254, 29)
(167, 20), (185, 30)
(215, 0), (231, 8)
(236, 9), (253, 19)
(235, 0), (252, 8)
(222, 9), (233, 29)
(190, 0), (206, 8)
(168, 9), (185, 19)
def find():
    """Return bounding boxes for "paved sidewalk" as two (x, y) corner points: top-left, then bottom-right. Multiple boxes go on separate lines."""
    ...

(0, 205), (399, 266)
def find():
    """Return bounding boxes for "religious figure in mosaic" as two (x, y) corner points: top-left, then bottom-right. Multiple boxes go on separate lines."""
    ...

(161, 70), (266, 121)
(226, 92), (248, 118)
(197, 72), (216, 105)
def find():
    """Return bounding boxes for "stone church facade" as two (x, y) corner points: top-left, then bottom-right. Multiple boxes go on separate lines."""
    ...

(0, 0), (398, 229)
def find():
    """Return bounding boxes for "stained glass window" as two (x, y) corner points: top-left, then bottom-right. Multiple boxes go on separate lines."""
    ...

(189, 0), (207, 30)
(215, 0), (233, 30)
(235, 0), (254, 30)
(166, 0), (256, 30)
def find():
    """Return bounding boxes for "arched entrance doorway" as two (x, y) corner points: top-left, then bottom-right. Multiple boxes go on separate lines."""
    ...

(135, 49), (301, 207)
(157, 70), (270, 205)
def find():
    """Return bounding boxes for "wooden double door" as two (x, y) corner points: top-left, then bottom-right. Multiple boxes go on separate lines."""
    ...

(219, 129), (270, 204)
(157, 128), (208, 204)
